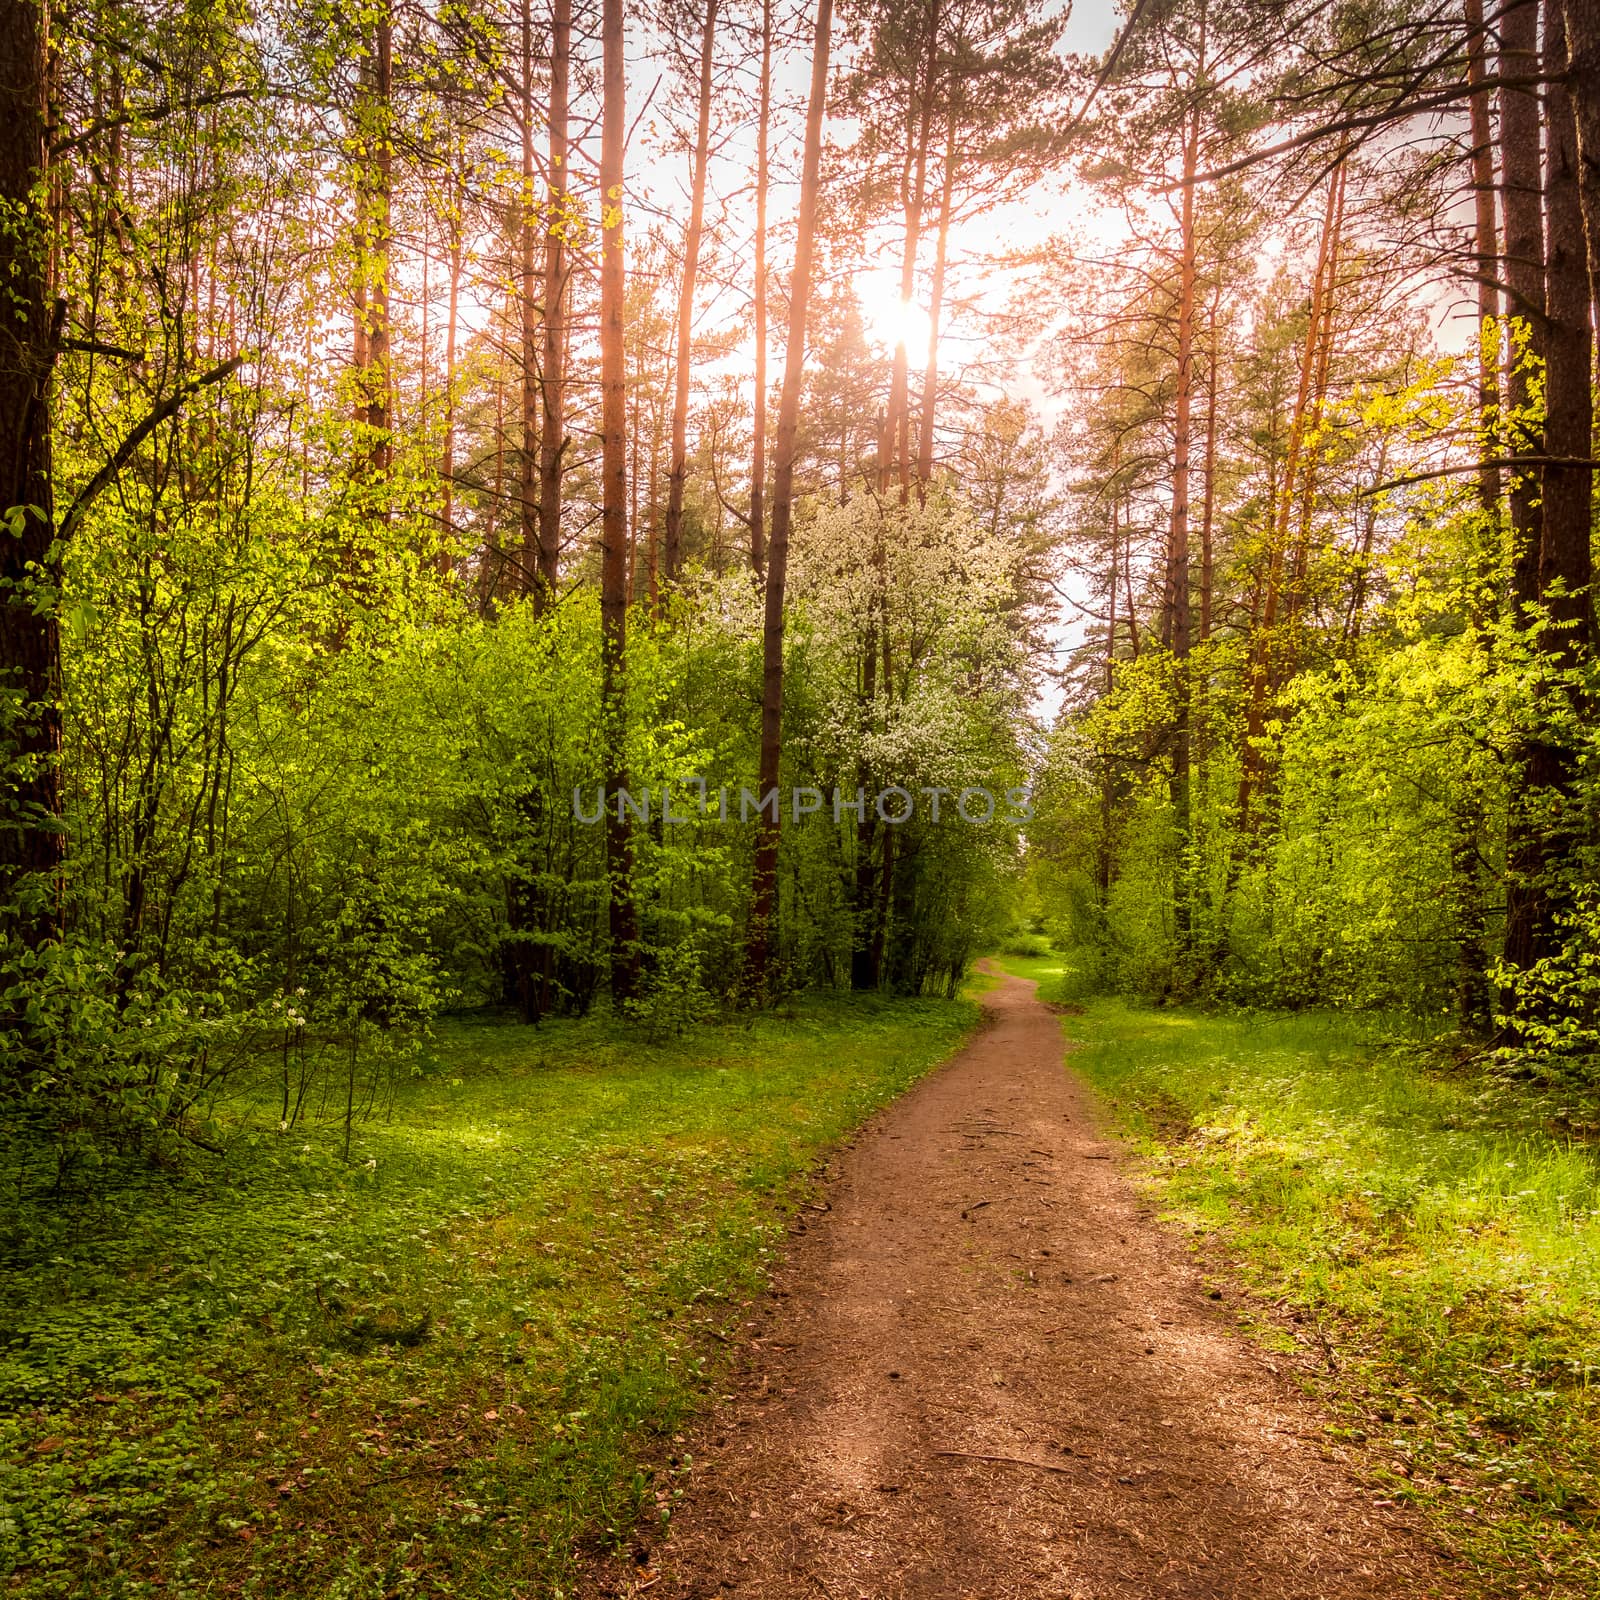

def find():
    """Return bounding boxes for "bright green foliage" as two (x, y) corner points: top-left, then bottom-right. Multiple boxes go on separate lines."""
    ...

(2, 471), (1029, 1166)
(1031, 322), (1600, 1075)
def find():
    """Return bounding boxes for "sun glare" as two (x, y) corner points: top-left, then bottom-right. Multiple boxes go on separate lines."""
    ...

(855, 270), (934, 354)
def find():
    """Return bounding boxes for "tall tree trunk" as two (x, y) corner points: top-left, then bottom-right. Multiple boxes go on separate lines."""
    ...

(1097, 496), (1119, 947)
(440, 193), (462, 573)
(352, 220), (369, 410)
(664, 0), (720, 582)
(1122, 490), (1140, 660)
(870, 606), (895, 981)
(599, 0), (639, 1000)
(628, 331), (644, 603)
(915, 113), (957, 489)
(481, 347), (508, 612)
(882, 0), (939, 497)
(1166, 100), (1199, 976)
(1285, 160), (1346, 653)
(1499, 0), (1551, 1004)
(1502, 0), (1594, 1043)
(1559, 0), (1600, 301)
(849, 614), (879, 990)
(1501, 0), (1546, 617)
(362, 8), (393, 477)
(1447, 0), (1504, 1031)
(1239, 162), (1340, 833)
(537, 0), (572, 610)
(648, 393), (663, 612)
(749, 0), (772, 574)
(518, 0), (540, 598)
(1465, 0), (1502, 520)
(746, 0), (833, 991)
(1540, 3), (1594, 662)
(1198, 284), (1219, 647)
(0, 0), (62, 938)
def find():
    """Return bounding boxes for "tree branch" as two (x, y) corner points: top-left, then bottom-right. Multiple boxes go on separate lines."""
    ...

(1175, 73), (1558, 188)
(1360, 456), (1599, 496)
(51, 87), (266, 156)
(59, 337), (145, 361)
(1063, 0), (1156, 146)
(60, 356), (245, 542)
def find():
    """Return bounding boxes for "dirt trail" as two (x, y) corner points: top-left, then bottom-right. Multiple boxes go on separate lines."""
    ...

(611, 966), (1445, 1599)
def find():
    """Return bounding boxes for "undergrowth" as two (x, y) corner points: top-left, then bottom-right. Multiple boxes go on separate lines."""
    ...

(0, 992), (975, 1598)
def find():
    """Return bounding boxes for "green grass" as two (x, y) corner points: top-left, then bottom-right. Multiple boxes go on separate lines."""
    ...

(0, 992), (976, 1599)
(985, 947), (1073, 993)
(992, 953), (1600, 1597)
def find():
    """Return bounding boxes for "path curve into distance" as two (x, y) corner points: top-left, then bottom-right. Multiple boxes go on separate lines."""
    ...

(603, 964), (1447, 1600)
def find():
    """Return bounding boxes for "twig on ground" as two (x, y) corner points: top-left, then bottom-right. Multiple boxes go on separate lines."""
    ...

(932, 1449), (1076, 1475)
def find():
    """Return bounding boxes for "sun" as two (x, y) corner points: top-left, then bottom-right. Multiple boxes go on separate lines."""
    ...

(854, 268), (933, 355)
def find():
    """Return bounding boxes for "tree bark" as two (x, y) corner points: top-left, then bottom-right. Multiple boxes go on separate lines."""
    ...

(518, 0), (540, 598)
(1500, 0), (1546, 618)
(849, 614), (879, 990)
(1465, 0), (1502, 520)
(1498, 0), (1550, 1003)
(599, 0), (638, 1000)
(1538, 4), (1594, 665)
(1452, 0), (1502, 1030)
(915, 111), (957, 490)
(1558, 0), (1600, 303)
(1165, 100), (1198, 973)
(1097, 493), (1119, 941)
(882, 0), (940, 497)
(0, 0), (62, 936)
(746, 0), (833, 991)
(440, 187), (462, 572)
(1286, 160), (1346, 650)
(1198, 284), (1219, 646)
(1501, 0), (1594, 1039)
(664, 0), (720, 583)
(358, 7), (393, 479)
(482, 350), (507, 612)
(749, 0), (772, 574)
(1239, 161), (1340, 833)
(537, 0), (572, 610)
(629, 337), (640, 604)
(647, 390), (664, 612)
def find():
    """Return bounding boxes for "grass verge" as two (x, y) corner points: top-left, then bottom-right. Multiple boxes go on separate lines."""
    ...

(993, 953), (1600, 1598)
(0, 992), (975, 1599)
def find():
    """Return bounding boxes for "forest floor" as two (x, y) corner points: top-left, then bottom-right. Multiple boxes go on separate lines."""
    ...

(11, 966), (1600, 1599)
(600, 962), (1600, 1600)
(0, 993), (975, 1599)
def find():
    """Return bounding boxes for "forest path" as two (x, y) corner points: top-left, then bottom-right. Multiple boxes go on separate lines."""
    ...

(604, 966), (1446, 1600)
